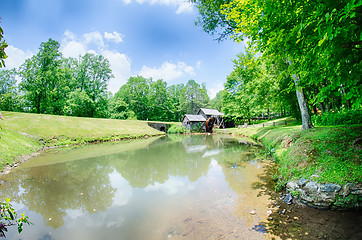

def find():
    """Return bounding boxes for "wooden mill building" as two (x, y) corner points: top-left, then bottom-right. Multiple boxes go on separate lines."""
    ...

(182, 108), (224, 130)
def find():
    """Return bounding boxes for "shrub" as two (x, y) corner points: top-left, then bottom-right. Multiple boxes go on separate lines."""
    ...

(167, 124), (187, 134)
(312, 108), (362, 126)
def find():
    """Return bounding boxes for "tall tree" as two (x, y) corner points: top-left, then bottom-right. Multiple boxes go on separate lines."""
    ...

(180, 79), (209, 114)
(0, 69), (18, 111)
(70, 53), (113, 118)
(148, 79), (173, 121)
(114, 76), (151, 120)
(167, 83), (184, 121)
(19, 39), (65, 114)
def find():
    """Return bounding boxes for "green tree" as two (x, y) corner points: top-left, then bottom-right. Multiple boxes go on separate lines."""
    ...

(19, 39), (67, 114)
(108, 97), (136, 120)
(71, 53), (113, 118)
(180, 79), (209, 114)
(167, 83), (185, 121)
(114, 76), (150, 120)
(0, 69), (18, 111)
(148, 79), (175, 121)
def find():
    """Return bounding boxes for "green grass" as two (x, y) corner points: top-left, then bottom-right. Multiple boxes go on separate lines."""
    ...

(219, 117), (362, 189)
(0, 111), (166, 169)
(0, 128), (42, 169)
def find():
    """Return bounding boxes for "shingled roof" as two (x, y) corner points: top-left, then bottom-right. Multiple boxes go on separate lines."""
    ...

(183, 114), (206, 122)
(198, 108), (224, 116)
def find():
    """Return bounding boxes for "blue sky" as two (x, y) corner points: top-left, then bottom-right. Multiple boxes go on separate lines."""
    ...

(1, 0), (245, 98)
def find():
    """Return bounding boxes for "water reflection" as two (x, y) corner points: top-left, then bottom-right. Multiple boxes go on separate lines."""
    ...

(0, 134), (275, 240)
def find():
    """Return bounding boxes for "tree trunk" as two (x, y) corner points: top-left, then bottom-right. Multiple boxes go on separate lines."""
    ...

(292, 74), (314, 130)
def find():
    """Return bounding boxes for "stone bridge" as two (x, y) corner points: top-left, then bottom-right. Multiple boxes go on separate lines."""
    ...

(147, 122), (170, 132)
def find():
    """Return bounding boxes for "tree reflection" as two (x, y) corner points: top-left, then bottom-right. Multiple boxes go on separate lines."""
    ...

(0, 159), (115, 229)
(110, 136), (212, 187)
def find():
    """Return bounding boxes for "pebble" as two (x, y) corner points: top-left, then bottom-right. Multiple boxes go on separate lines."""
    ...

(250, 210), (256, 215)
(267, 210), (272, 216)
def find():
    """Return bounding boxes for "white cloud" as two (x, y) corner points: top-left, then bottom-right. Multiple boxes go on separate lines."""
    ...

(103, 50), (132, 93)
(175, 1), (193, 14)
(104, 31), (124, 43)
(60, 30), (132, 93)
(62, 40), (87, 58)
(124, 0), (194, 14)
(145, 177), (195, 195)
(4, 45), (33, 69)
(84, 31), (105, 50)
(138, 61), (195, 82)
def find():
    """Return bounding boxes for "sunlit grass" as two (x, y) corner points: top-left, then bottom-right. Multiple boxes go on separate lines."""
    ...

(1, 111), (163, 144)
(0, 128), (42, 169)
(221, 118), (362, 188)
(0, 111), (166, 169)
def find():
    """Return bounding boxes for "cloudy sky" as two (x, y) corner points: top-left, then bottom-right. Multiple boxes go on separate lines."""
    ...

(1, 0), (245, 98)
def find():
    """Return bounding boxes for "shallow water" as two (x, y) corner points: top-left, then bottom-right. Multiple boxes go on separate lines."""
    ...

(1, 134), (361, 240)
(0, 135), (281, 239)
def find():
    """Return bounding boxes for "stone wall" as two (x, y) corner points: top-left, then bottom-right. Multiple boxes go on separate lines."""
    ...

(286, 178), (362, 209)
(147, 122), (169, 132)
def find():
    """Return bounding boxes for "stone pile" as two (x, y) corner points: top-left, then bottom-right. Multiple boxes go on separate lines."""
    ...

(286, 178), (362, 209)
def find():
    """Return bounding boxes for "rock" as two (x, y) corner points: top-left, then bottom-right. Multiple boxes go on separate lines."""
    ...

(250, 210), (256, 215)
(287, 179), (361, 210)
(340, 184), (351, 196)
(296, 178), (308, 187)
(304, 181), (319, 193)
(351, 189), (362, 195)
(320, 183), (341, 193)
(284, 192), (293, 205)
(287, 181), (299, 191)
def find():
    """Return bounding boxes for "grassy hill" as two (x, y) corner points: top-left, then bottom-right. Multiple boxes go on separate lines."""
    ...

(0, 111), (165, 169)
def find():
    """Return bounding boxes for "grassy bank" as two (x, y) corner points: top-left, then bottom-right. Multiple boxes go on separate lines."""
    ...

(0, 111), (165, 169)
(219, 117), (362, 190)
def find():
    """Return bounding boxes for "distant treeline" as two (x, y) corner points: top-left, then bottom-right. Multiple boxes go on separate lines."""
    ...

(0, 39), (212, 122)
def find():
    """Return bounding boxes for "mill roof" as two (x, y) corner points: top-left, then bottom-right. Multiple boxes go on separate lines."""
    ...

(198, 108), (224, 116)
(183, 114), (206, 122)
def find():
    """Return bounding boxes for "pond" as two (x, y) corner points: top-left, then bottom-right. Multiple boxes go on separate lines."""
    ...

(0, 134), (278, 239)
(1, 134), (361, 239)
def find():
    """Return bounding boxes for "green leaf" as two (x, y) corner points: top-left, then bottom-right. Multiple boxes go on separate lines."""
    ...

(17, 222), (23, 233)
(7, 209), (15, 220)
(318, 38), (326, 46)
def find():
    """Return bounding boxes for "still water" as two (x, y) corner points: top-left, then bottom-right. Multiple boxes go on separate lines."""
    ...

(1, 135), (278, 240)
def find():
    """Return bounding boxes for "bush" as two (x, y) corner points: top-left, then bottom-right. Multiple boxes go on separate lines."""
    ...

(167, 124), (187, 134)
(312, 108), (362, 126)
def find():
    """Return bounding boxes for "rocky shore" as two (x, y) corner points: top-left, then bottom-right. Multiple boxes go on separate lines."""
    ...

(286, 178), (362, 209)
